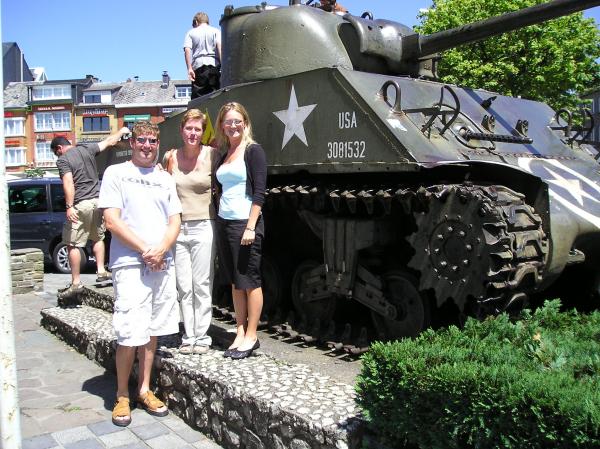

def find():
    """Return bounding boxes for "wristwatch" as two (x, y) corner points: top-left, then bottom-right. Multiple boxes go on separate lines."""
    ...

(66, 204), (73, 209)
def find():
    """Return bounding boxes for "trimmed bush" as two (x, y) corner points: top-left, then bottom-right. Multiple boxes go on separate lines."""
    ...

(356, 300), (600, 448)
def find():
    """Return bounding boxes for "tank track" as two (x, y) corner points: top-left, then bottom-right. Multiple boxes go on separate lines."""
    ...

(212, 182), (548, 354)
(407, 184), (548, 315)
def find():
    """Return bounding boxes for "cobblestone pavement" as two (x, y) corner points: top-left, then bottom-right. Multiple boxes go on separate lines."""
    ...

(14, 273), (223, 449)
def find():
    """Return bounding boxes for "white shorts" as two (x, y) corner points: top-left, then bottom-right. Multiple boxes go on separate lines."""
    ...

(112, 264), (179, 347)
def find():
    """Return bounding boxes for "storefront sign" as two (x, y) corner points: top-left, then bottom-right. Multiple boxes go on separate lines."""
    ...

(123, 114), (151, 122)
(35, 105), (68, 112)
(78, 137), (103, 143)
(5, 139), (21, 146)
(82, 108), (109, 116)
(162, 107), (186, 115)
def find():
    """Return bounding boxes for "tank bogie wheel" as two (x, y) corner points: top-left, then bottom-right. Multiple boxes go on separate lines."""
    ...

(371, 271), (430, 340)
(291, 260), (336, 323)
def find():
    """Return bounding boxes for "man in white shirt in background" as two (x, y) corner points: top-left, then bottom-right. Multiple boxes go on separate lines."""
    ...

(183, 12), (221, 99)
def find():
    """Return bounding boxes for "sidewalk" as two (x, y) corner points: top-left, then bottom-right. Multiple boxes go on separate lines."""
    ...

(14, 274), (222, 449)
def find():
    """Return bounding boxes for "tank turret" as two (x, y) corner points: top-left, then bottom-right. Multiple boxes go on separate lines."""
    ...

(221, 0), (600, 83)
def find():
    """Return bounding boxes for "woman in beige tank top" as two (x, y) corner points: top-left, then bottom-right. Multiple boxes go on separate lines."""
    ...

(164, 109), (217, 354)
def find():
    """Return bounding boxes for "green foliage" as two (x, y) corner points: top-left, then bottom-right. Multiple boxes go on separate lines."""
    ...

(416, 0), (600, 112)
(356, 300), (600, 448)
(24, 167), (46, 178)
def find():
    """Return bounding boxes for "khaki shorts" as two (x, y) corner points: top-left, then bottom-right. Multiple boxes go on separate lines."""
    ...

(62, 198), (105, 247)
(112, 264), (179, 347)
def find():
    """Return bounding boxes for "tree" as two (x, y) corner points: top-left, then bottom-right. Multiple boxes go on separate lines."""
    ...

(416, 0), (600, 112)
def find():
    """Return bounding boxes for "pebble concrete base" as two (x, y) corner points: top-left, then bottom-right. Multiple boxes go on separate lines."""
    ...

(41, 305), (365, 449)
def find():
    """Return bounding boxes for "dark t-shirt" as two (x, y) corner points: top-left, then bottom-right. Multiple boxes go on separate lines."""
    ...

(56, 143), (101, 204)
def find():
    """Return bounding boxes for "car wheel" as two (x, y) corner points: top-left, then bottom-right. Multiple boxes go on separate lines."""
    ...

(52, 243), (87, 274)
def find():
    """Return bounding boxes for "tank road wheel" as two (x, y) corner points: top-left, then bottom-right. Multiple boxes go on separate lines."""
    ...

(371, 271), (430, 340)
(291, 260), (336, 323)
(407, 185), (547, 313)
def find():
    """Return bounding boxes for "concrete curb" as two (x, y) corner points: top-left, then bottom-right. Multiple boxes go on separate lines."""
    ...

(41, 305), (365, 449)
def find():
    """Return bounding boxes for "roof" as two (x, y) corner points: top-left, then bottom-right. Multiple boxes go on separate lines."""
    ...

(42, 77), (95, 86)
(113, 79), (190, 107)
(84, 82), (123, 92)
(30, 67), (47, 82)
(3, 42), (17, 57)
(4, 82), (30, 108)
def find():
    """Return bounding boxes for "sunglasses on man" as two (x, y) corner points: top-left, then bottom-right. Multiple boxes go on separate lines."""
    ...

(135, 137), (158, 145)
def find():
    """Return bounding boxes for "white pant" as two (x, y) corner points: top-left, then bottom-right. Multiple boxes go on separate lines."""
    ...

(174, 219), (215, 346)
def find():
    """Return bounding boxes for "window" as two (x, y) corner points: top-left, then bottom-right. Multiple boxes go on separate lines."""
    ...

(34, 111), (71, 131)
(176, 86), (191, 99)
(8, 185), (48, 214)
(83, 116), (109, 132)
(5, 117), (25, 136)
(84, 94), (101, 103)
(50, 183), (66, 212)
(32, 85), (71, 101)
(5, 147), (26, 166)
(84, 90), (111, 104)
(35, 141), (56, 166)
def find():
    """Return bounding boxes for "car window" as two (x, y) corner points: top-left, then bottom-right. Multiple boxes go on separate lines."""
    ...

(50, 183), (66, 212)
(8, 184), (48, 213)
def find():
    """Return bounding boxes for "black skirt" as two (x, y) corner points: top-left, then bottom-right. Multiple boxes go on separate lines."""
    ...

(216, 215), (264, 290)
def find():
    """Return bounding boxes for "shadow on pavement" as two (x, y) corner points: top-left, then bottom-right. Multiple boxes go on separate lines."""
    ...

(82, 371), (117, 411)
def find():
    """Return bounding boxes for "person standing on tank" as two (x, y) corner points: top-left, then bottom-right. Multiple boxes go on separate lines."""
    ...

(53, 127), (130, 295)
(162, 109), (217, 355)
(214, 102), (267, 360)
(183, 12), (221, 99)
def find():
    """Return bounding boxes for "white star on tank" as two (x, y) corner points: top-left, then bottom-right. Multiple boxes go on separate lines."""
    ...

(545, 166), (599, 206)
(273, 84), (317, 150)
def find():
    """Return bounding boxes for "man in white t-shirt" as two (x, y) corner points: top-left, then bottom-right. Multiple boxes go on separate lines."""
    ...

(98, 121), (182, 427)
(183, 11), (221, 99)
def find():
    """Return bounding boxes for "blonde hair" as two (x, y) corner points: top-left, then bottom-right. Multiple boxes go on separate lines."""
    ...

(180, 109), (206, 130)
(131, 121), (159, 139)
(215, 102), (255, 150)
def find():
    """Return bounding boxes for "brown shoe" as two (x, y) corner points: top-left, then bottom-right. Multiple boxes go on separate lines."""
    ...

(59, 282), (84, 299)
(95, 272), (112, 284)
(111, 396), (131, 427)
(137, 391), (168, 417)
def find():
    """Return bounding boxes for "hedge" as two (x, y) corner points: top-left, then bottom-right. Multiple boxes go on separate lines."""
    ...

(356, 300), (600, 448)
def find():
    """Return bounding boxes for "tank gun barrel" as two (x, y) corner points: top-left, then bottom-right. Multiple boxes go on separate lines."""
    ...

(417, 0), (600, 58)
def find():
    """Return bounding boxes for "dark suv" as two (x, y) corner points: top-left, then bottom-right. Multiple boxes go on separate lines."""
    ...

(8, 176), (96, 273)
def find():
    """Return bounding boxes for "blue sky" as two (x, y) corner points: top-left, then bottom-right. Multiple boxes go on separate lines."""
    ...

(2, 1), (599, 83)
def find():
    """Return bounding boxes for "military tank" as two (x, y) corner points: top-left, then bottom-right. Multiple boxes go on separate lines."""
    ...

(160, 0), (600, 351)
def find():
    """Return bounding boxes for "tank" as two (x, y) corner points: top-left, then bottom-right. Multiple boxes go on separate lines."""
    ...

(159, 0), (600, 351)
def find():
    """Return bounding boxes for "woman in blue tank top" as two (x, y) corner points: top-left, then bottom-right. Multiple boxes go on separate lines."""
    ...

(214, 102), (267, 359)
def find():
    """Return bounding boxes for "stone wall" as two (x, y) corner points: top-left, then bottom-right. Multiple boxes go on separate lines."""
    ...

(41, 305), (365, 449)
(11, 248), (44, 294)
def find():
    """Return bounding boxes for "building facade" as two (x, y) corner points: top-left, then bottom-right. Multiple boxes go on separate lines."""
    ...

(3, 72), (190, 175)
